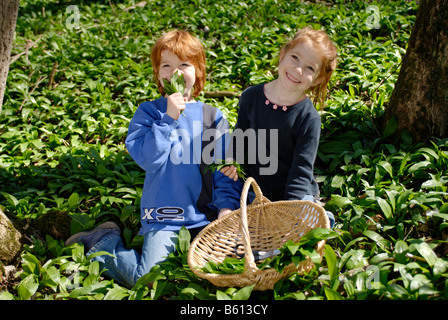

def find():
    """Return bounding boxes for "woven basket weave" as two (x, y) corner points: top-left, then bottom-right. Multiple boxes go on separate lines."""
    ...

(187, 177), (330, 291)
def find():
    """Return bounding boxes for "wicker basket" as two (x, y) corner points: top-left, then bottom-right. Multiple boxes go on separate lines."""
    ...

(187, 177), (330, 291)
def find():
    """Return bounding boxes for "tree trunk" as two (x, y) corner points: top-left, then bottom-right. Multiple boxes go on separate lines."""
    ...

(0, 0), (20, 113)
(383, 0), (448, 142)
(0, 209), (23, 264)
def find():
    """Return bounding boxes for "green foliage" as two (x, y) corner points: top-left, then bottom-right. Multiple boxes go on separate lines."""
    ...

(2, 0), (448, 301)
(162, 71), (187, 116)
(162, 71), (186, 96)
(205, 159), (246, 180)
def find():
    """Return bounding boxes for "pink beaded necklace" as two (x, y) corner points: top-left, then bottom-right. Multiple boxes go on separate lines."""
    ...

(265, 98), (289, 111)
(263, 85), (307, 112)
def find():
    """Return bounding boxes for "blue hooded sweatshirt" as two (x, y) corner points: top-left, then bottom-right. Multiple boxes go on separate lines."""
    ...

(125, 97), (242, 234)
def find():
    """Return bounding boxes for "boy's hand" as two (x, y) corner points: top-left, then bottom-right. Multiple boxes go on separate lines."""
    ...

(218, 208), (233, 219)
(166, 92), (186, 120)
(220, 165), (239, 181)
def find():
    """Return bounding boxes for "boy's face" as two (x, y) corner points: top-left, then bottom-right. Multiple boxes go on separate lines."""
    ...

(158, 49), (196, 99)
(278, 38), (323, 95)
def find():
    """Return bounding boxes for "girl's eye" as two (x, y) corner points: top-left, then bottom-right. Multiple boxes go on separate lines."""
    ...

(291, 55), (299, 61)
(307, 66), (315, 72)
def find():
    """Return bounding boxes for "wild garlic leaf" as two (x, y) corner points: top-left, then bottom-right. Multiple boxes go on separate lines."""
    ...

(204, 159), (246, 179)
(162, 71), (187, 116)
(163, 71), (185, 95)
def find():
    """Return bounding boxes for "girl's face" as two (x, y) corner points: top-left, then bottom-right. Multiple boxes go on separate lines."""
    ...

(278, 39), (323, 95)
(158, 49), (196, 100)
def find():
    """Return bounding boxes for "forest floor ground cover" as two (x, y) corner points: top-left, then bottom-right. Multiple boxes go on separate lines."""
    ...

(1, 0), (448, 301)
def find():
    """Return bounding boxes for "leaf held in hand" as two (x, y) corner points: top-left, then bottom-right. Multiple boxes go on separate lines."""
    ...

(163, 71), (187, 116)
(205, 159), (246, 180)
(163, 71), (186, 95)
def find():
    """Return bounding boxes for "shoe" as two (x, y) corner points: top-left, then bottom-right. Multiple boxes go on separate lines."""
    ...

(65, 221), (120, 252)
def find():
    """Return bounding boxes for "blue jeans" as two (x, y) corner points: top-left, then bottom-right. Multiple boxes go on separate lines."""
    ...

(87, 229), (178, 289)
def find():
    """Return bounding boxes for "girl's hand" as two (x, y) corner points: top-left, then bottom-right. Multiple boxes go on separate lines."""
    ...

(166, 92), (186, 120)
(220, 165), (239, 181)
(218, 208), (233, 219)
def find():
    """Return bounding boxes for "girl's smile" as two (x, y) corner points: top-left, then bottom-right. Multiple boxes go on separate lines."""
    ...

(286, 72), (302, 84)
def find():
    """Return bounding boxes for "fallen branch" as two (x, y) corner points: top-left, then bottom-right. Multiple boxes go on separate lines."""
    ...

(203, 91), (240, 98)
(48, 61), (59, 89)
(122, 1), (148, 11)
(18, 75), (47, 112)
(10, 36), (42, 65)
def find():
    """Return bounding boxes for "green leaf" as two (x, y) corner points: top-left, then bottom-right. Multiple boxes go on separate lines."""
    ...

(382, 115), (398, 139)
(104, 285), (130, 300)
(378, 160), (393, 177)
(17, 274), (39, 300)
(363, 230), (390, 251)
(324, 286), (344, 300)
(180, 283), (215, 300)
(324, 244), (338, 281)
(177, 226), (191, 255)
(298, 228), (340, 247)
(0, 292), (15, 300)
(87, 250), (116, 260)
(291, 255), (304, 267)
(67, 192), (79, 209)
(331, 175), (345, 188)
(68, 283), (109, 299)
(232, 284), (255, 300)
(162, 71), (185, 96)
(162, 71), (187, 116)
(204, 159), (246, 179)
(433, 259), (448, 276)
(41, 265), (61, 291)
(286, 242), (300, 255)
(394, 240), (409, 263)
(408, 161), (431, 173)
(325, 195), (352, 211)
(413, 242), (438, 267)
(216, 290), (232, 300)
(1, 192), (19, 207)
(410, 274), (430, 291)
(21, 252), (41, 276)
(377, 197), (393, 220)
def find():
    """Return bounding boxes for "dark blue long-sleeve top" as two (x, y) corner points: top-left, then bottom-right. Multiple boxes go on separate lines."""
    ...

(232, 83), (320, 201)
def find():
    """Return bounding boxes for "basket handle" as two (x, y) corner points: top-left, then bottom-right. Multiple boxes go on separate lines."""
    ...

(240, 177), (262, 274)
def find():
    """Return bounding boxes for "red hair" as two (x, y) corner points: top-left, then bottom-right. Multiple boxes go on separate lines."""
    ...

(151, 30), (206, 98)
(281, 27), (337, 109)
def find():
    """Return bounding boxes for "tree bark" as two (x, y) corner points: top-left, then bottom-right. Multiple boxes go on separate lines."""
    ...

(0, 0), (20, 113)
(383, 0), (448, 142)
(0, 209), (23, 264)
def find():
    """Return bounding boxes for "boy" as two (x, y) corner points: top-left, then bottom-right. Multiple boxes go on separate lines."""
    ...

(66, 30), (242, 288)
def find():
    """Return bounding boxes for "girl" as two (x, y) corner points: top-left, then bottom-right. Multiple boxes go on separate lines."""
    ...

(222, 27), (337, 226)
(66, 30), (242, 288)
